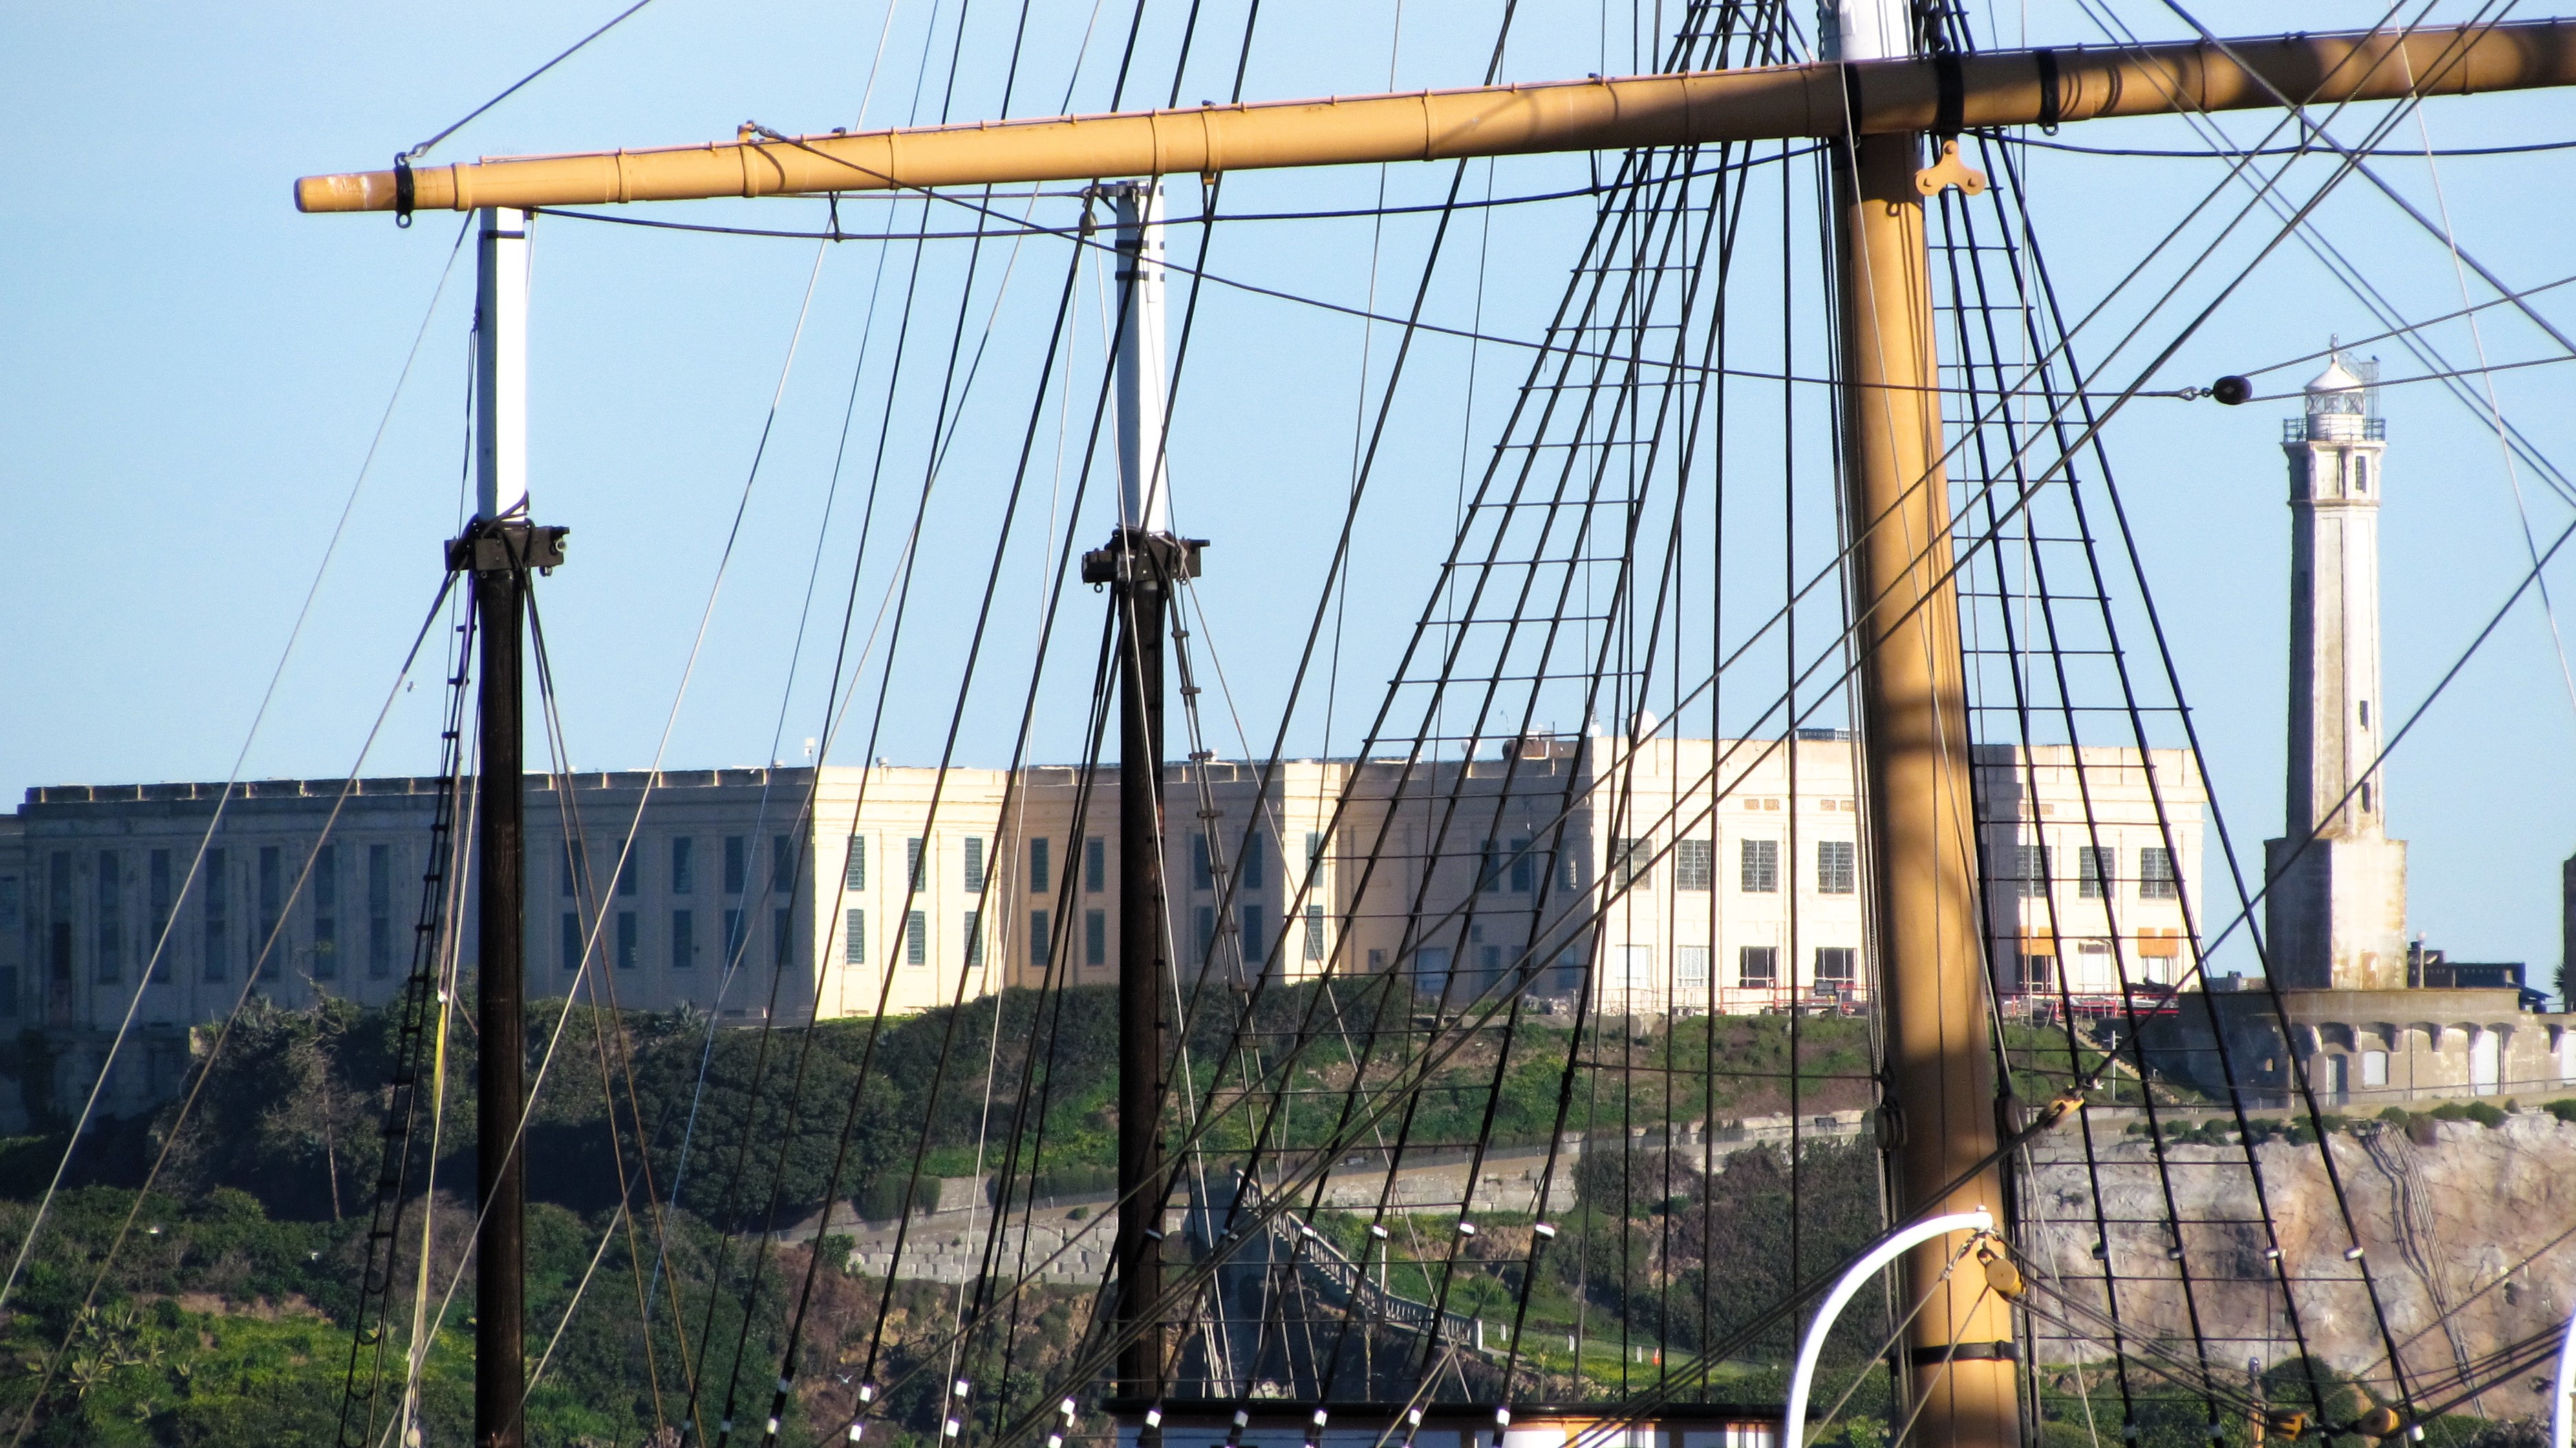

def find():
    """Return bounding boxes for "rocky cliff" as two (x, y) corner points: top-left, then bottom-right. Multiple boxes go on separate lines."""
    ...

(2022, 1109), (2576, 1409)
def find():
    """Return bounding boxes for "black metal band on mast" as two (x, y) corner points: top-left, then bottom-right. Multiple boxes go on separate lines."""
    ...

(451, 518), (566, 1448)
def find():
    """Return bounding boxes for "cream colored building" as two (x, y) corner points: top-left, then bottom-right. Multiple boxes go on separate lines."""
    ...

(0, 736), (2204, 1062)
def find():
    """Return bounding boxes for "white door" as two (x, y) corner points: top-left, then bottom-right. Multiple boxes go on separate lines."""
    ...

(2470, 1030), (2501, 1096)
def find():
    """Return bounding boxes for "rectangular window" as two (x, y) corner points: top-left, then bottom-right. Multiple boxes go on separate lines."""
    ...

(2138, 847), (2178, 900)
(1028, 838), (1051, 895)
(1241, 905), (1265, 963)
(773, 834), (795, 899)
(615, 912), (638, 971)
(1815, 946), (1858, 986)
(94, 850), (122, 985)
(964, 910), (983, 967)
(1304, 904), (1326, 961)
(1085, 838), (1106, 894)
(367, 844), (391, 979)
(561, 913), (583, 972)
(1615, 837), (1653, 889)
(722, 908), (745, 966)
(561, 842), (581, 897)
(616, 850), (638, 897)
(147, 850), (173, 983)
(670, 909), (695, 970)
(47, 853), (73, 989)
(1307, 831), (1327, 872)
(1740, 839), (1780, 893)
(905, 910), (927, 966)
(2076, 846), (2114, 900)
(1816, 840), (1857, 895)
(0, 965), (14, 1018)
(1674, 839), (1713, 892)
(724, 835), (747, 895)
(1084, 908), (1107, 967)
(2361, 1050), (2389, 1088)
(309, 844), (336, 981)
(1507, 838), (1534, 893)
(844, 835), (867, 891)
(1560, 850), (1580, 892)
(906, 837), (925, 891)
(1192, 834), (1215, 891)
(1195, 906), (1216, 962)
(1029, 909), (1051, 967)
(773, 908), (792, 968)
(1241, 833), (1265, 891)
(1675, 945), (1710, 992)
(255, 845), (283, 981)
(1479, 840), (1504, 894)
(2010, 844), (2052, 899)
(963, 837), (986, 895)
(1737, 944), (1779, 988)
(672, 838), (696, 895)
(846, 908), (868, 965)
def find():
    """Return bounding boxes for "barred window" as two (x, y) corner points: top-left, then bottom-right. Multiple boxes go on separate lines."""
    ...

(2139, 847), (2178, 899)
(963, 910), (983, 968)
(670, 909), (695, 970)
(846, 908), (866, 965)
(2008, 844), (2052, 899)
(1674, 839), (1713, 892)
(1740, 839), (1780, 893)
(1028, 838), (1051, 895)
(1506, 838), (1535, 893)
(1676, 946), (1710, 991)
(845, 835), (867, 891)
(1084, 908), (1107, 967)
(1816, 840), (1857, 895)
(2076, 847), (2115, 900)
(1738, 945), (1779, 988)
(1029, 909), (1051, 967)
(1303, 904), (1326, 961)
(1615, 838), (1654, 889)
(905, 909), (927, 966)
(1814, 946), (1857, 985)
(963, 838), (986, 895)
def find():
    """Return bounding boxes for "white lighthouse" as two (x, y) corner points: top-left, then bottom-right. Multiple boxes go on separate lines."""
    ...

(2264, 351), (2409, 989)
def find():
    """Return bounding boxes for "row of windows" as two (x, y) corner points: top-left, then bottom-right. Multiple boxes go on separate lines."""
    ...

(564, 907), (793, 974)
(1609, 944), (1860, 991)
(844, 835), (1114, 897)
(1997, 846), (2180, 899)
(21, 844), (418, 989)
(1612, 838), (1859, 896)
(572, 833), (796, 900)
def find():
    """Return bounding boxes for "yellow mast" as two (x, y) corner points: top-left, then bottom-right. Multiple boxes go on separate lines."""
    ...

(297, 22), (2575, 213)
(292, 17), (2576, 1448)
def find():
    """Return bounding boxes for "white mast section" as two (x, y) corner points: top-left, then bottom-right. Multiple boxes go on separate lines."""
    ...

(1827, 0), (1911, 61)
(1110, 181), (1172, 536)
(475, 206), (532, 520)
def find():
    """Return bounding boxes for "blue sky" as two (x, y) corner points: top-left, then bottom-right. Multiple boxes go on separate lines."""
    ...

(6, 1), (2574, 981)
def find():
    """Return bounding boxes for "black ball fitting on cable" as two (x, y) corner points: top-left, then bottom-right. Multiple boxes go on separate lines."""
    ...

(2210, 375), (2252, 405)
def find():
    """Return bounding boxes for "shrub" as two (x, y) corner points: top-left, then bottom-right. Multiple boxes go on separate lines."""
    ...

(2463, 1101), (2507, 1129)
(2544, 1099), (2576, 1125)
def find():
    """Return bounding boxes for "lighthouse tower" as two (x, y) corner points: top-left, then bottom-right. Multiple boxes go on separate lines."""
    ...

(2264, 352), (2409, 990)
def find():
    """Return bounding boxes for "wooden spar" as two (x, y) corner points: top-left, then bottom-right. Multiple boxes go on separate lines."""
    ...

(294, 19), (2576, 213)
(1837, 131), (2013, 1448)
